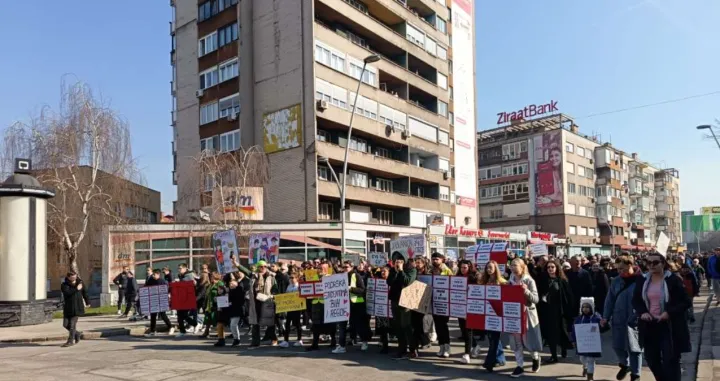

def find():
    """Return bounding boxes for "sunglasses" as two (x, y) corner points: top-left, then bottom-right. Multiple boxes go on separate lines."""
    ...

(647, 260), (663, 266)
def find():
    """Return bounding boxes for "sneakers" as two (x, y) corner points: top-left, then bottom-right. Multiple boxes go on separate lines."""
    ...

(437, 344), (450, 358)
(117, 310), (122, 316)
(332, 345), (346, 354)
(119, 314), (127, 318)
(231, 339), (240, 347)
(271, 340), (278, 347)
(460, 354), (471, 364)
(510, 366), (524, 378)
(470, 345), (482, 358)
(629, 375), (640, 381)
(61, 341), (74, 348)
(168, 327), (176, 335)
(543, 357), (558, 365)
(279, 341), (290, 348)
(144, 332), (156, 337)
(532, 358), (540, 373)
(360, 342), (369, 351)
(294, 340), (304, 347)
(616, 364), (630, 380)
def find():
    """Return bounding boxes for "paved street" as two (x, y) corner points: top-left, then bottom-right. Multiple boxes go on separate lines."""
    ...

(0, 291), (709, 381)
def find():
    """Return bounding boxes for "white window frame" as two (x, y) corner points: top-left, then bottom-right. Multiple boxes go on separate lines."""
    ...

(438, 129), (449, 145)
(377, 209), (393, 225)
(318, 166), (330, 181)
(437, 72), (448, 89)
(198, 31), (218, 57)
(566, 142), (574, 153)
(567, 162), (575, 174)
(200, 137), (215, 153)
(376, 178), (393, 192)
(219, 129), (240, 152)
(315, 40), (346, 73)
(579, 206), (587, 216)
(199, 66), (219, 89)
(569, 225), (577, 235)
(436, 17), (447, 34)
(315, 79), (348, 109)
(437, 45), (447, 60)
(218, 93), (240, 118)
(349, 137), (367, 153)
(319, 202), (334, 220)
(218, 58), (238, 83)
(349, 170), (368, 188)
(577, 146), (585, 157)
(438, 100), (448, 117)
(349, 56), (378, 87)
(440, 185), (450, 201)
(200, 102), (218, 125)
(376, 146), (390, 158)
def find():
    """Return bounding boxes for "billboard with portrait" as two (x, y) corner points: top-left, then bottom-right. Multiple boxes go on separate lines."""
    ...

(533, 130), (563, 212)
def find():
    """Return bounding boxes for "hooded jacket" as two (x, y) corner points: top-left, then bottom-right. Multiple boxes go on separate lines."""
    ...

(572, 302), (603, 357)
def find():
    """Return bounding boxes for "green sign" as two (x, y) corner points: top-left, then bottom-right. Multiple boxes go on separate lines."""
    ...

(683, 214), (720, 232)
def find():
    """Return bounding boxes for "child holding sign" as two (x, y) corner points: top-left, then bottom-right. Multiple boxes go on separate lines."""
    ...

(572, 300), (603, 381)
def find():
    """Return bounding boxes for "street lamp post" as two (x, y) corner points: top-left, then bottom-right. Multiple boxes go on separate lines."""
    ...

(697, 125), (720, 151)
(338, 54), (379, 259)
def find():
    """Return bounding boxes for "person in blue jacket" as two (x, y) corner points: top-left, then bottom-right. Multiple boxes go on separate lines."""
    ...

(708, 248), (720, 304)
(572, 300), (603, 381)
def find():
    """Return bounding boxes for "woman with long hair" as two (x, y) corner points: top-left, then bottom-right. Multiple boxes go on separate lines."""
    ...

(456, 260), (479, 364)
(632, 252), (692, 381)
(537, 259), (574, 364)
(195, 272), (210, 335)
(480, 260), (507, 372)
(507, 258), (543, 377)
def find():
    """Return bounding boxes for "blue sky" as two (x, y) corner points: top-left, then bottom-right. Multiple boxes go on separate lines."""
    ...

(1, 1), (718, 214)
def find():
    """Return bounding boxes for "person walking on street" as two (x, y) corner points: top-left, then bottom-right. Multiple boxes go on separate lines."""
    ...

(430, 252), (454, 358)
(572, 301), (603, 380)
(707, 248), (720, 304)
(567, 256), (594, 325)
(144, 269), (175, 337)
(389, 252), (417, 359)
(601, 255), (644, 381)
(480, 260), (508, 373)
(227, 276), (246, 347)
(174, 263), (198, 335)
(507, 258), (543, 378)
(60, 271), (90, 347)
(232, 258), (279, 346)
(537, 259), (574, 364)
(632, 251), (692, 381)
(456, 259), (479, 364)
(120, 271), (138, 318)
(112, 266), (129, 315)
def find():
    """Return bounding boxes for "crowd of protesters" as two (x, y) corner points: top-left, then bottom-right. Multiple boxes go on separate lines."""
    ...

(84, 247), (718, 379)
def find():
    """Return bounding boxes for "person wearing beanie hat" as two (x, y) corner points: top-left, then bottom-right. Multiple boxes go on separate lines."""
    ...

(429, 251), (454, 358)
(572, 299), (603, 380)
(388, 251), (417, 359)
(230, 257), (279, 347)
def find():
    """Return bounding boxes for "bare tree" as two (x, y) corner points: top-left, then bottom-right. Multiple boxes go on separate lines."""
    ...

(1, 81), (141, 274)
(180, 145), (270, 247)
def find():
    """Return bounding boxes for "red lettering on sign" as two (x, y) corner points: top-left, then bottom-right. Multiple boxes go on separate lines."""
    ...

(497, 100), (558, 125)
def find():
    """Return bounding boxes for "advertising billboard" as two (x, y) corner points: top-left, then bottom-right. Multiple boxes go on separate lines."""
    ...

(263, 104), (302, 153)
(533, 130), (563, 211)
(701, 206), (720, 214)
(451, 0), (477, 209)
(209, 186), (264, 221)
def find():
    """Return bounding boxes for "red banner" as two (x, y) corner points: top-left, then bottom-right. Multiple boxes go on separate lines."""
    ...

(466, 285), (527, 334)
(170, 281), (197, 311)
(299, 281), (324, 298)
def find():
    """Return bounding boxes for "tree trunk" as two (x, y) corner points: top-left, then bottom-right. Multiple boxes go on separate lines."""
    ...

(67, 246), (80, 276)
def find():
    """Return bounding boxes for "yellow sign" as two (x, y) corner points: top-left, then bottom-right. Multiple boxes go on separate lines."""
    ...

(263, 104), (303, 153)
(274, 292), (306, 313)
(702, 207), (720, 214)
(304, 269), (319, 282)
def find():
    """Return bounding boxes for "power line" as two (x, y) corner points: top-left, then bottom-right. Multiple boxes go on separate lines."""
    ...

(575, 90), (720, 120)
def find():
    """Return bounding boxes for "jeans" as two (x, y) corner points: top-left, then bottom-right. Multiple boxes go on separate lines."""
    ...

(340, 303), (370, 346)
(251, 324), (277, 345)
(580, 356), (596, 374)
(176, 310), (197, 333)
(284, 311), (302, 342)
(458, 318), (476, 354)
(713, 279), (720, 299)
(149, 312), (172, 333)
(117, 290), (125, 311)
(230, 317), (242, 340)
(63, 316), (79, 343)
(614, 347), (642, 376)
(391, 302), (412, 354)
(644, 322), (681, 381)
(433, 315), (450, 345)
(483, 331), (502, 368)
(123, 294), (136, 316)
(510, 333), (539, 367)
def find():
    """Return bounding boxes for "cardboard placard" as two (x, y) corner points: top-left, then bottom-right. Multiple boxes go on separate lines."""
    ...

(574, 323), (602, 354)
(399, 280), (432, 314)
(528, 243), (548, 257)
(274, 292), (306, 313)
(322, 273), (350, 323)
(170, 281), (196, 311)
(466, 284), (527, 334)
(368, 252), (389, 267)
(389, 234), (426, 260)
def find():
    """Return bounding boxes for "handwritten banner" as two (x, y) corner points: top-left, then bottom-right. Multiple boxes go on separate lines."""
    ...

(322, 273), (350, 323)
(274, 292), (306, 313)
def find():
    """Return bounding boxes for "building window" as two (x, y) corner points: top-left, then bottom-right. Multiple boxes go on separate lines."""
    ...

(198, 32), (218, 56)
(578, 185), (589, 196)
(203, 173), (215, 192)
(569, 225), (577, 235)
(567, 183), (576, 194)
(587, 207), (596, 217)
(588, 227), (596, 236)
(376, 178), (393, 192)
(437, 73), (448, 89)
(567, 162), (574, 174)
(218, 23), (239, 47)
(436, 17), (447, 34)
(376, 147), (390, 158)
(566, 203), (576, 214)
(317, 129), (328, 142)
(501, 162), (528, 177)
(198, 0), (237, 22)
(579, 226), (588, 236)
(438, 100), (448, 117)
(577, 146), (585, 157)
(566, 142), (574, 153)
(585, 167), (594, 178)
(578, 166), (585, 177)
(318, 166), (330, 181)
(349, 59), (377, 86)
(349, 170), (368, 188)
(502, 141), (528, 159)
(349, 92), (378, 120)
(579, 206), (587, 216)
(480, 185), (501, 199)
(200, 102), (218, 125)
(586, 149), (593, 159)
(315, 79), (348, 109)
(437, 45), (447, 60)
(219, 130), (240, 152)
(315, 41), (346, 73)
(218, 93), (240, 118)
(319, 202), (334, 220)
(440, 186), (450, 201)
(200, 137), (216, 153)
(377, 209), (393, 225)
(199, 67), (218, 89)
(349, 137), (367, 153)
(479, 166), (501, 180)
(490, 209), (503, 220)
(218, 58), (238, 82)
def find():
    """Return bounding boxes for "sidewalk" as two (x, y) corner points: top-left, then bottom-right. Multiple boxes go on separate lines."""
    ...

(696, 288), (719, 381)
(0, 315), (149, 343)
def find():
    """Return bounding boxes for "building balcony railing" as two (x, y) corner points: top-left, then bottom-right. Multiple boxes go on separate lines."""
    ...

(480, 215), (529, 224)
(317, 178), (450, 213)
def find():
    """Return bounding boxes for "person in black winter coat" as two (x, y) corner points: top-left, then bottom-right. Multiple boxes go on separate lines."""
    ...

(120, 271), (139, 317)
(60, 272), (90, 347)
(589, 262), (610, 315)
(144, 270), (174, 336)
(567, 256), (594, 322)
(227, 278), (245, 346)
(112, 266), (130, 315)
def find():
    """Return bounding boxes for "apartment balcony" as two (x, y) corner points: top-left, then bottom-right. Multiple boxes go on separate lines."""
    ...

(599, 235), (627, 246)
(317, 178), (450, 213)
(316, 140), (448, 185)
(363, 0), (449, 45)
(480, 215), (530, 224)
(478, 173), (529, 186)
(172, 170), (178, 186)
(316, 0), (448, 73)
(316, 65), (449, 128)
(314, 24), (448, 102)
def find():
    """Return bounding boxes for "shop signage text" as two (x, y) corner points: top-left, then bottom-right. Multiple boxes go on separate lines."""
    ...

(444, 225), (511, 239)
(528, 231), (556, 242)
(497, 100), (558, 125)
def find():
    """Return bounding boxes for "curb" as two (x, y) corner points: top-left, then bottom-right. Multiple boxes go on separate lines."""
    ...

(688, 293), (714, 381)
(0, 327), (148, 344)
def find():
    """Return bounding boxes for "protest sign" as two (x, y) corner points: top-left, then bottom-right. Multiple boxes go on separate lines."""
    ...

(449, 276), (468, 318)
(399, 280), (432, 314)
(322, 273), (350, 323)
(446, 249), (458, 261)
(212, 229), (238, 274)
(466, 284), (526, 334)
(216, 295), (230, 308)
(656, 232), (670, 257)
(389, 234), (426, 260)
(274, 292), (306, 313)
(474, 242), (509, 272)
(368, 252), (389, 267)
(464, 245), (478, 263)
(139, 284), (170, 314)
(299, 280), (323, 298)
(528, 243), (548, 257)
(574, 323), (602, 354)
(432, 275), (450, 316)
(249, 231), (280, 264)
(170, 281), (196, 311)
(304, 269), (319, 282)
(366, 278), (392, 317)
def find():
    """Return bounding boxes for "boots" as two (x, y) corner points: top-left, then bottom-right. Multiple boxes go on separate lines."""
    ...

(74, 332), (81, 344)
(231, 339), (240, 347)
(586, 373), (594, 380)
(62, 334), (74, 348)
(214, 338), (226, 347)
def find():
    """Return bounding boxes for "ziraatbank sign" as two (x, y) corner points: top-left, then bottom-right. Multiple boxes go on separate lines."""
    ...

(497, 100), (558, 124)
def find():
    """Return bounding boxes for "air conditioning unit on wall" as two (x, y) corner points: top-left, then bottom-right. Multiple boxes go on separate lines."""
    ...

(316, 99), (328, 111)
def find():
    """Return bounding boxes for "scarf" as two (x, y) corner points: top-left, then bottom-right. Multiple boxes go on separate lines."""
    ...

(641, 271), (670, 313)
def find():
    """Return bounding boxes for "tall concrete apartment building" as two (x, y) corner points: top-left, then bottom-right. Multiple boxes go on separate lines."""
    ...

(477, 113), (682, 256)
(170, 0), (478, 246)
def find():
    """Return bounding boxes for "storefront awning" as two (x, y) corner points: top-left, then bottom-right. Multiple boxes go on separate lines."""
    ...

(282, 234), (363, 256)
